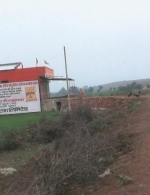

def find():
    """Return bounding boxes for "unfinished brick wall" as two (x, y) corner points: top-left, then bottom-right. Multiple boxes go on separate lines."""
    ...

(62, 96), (138, 110)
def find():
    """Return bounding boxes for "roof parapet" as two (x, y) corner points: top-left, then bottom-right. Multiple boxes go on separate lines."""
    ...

(0, 62), (23, 69)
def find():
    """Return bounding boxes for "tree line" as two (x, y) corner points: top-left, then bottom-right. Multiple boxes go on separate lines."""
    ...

(50, 85), (103, 97)
(50, 81), (144, 97)
(118, 81), (142, 92)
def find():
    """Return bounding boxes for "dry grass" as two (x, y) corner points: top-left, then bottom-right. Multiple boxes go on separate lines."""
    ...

(0, 102), (137, 195)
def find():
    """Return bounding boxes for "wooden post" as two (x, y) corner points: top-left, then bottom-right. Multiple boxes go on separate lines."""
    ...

(64, 46), (71, 111)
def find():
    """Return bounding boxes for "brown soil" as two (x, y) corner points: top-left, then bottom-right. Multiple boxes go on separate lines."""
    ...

(72, 96), (150, 195)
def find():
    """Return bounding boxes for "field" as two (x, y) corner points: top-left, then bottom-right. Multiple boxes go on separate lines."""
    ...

(0, 111), (62, 131)
(0, 111), (62, 170)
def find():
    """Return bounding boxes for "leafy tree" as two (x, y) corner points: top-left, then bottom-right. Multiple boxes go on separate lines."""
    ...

(99, 85), (103, 91)
(57, 87), (67, 96)
(131, 81), (137, 88)
(88, 86), (94, 94)
(118, 82), (142, 92)
(97, 85), (103, 93)
(147, 84), (150, 88)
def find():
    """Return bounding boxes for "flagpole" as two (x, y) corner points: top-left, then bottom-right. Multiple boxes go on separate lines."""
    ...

(64, 46), (71, 111)
(36, 58), (38, 67)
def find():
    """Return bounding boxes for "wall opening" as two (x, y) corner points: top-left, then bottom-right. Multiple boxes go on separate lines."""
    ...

(56, 102), (61, 111)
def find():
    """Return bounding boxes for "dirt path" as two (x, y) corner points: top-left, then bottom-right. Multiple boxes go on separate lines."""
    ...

(92, 96), (150, 195)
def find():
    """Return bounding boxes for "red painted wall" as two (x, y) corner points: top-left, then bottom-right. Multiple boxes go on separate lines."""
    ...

(0, 67), (54, 83)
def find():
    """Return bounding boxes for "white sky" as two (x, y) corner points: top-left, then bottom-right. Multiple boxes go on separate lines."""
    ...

(0, 0), (150, 92)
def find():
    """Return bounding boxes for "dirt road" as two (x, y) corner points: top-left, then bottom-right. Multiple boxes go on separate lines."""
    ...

(93, 96), (150, 195)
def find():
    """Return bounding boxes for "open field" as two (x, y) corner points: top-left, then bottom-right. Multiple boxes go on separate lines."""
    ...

(0, 111), (62, 132)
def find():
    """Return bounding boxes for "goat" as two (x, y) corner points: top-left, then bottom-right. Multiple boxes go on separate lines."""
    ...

(134, 90), (141, 97)
(128, 90), (132, 97)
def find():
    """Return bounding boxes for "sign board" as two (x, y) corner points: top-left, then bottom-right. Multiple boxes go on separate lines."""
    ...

(0, 80), (41, 115)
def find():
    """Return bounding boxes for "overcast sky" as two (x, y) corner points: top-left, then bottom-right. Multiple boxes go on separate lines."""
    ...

(0, 0), (150, 92)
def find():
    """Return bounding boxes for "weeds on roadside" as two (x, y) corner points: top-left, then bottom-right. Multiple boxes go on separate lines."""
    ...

(128, 101), (140, 110)
(6, 120), (115, 195)
(0, 130), (21, 151)
(3, 104), (135, 195)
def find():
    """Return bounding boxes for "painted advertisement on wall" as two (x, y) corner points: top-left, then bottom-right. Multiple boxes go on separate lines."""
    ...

(0, 80), (41, 115)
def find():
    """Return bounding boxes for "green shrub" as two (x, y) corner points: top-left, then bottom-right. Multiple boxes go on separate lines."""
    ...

(25, 104), (97, 144)
(128, 101), (140, 110)
(89, 118), (113, 134)
(115, 133), (134, 154)
(20, 121), (115, 195)
(25, 115), (64, 144)
(0, 130), (20, 151)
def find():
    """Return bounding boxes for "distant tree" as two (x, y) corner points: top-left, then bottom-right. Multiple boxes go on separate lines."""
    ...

(118, 86), (126, 91)
(97, 85), (103, 93)
(84, 89), (88, 94)
(99, 85), (103, 91)
(57, 87), (67, 96)
(135, 84), (142, 90)
(126, 84), (132, 91)
(69, 86), (79, 95)
(118, 82), (142, 93)
(147, 84), (150, 88)
(83, 85), (88, 94)
(88, 86), (94, 94)
(50, 87), (67, 97)
(130, 81), (137, 88)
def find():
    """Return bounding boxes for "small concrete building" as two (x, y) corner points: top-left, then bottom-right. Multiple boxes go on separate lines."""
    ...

(0, 62), (74, 114)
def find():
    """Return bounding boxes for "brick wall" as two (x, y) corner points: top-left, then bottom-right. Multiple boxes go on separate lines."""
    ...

(62, 96), (138, 110)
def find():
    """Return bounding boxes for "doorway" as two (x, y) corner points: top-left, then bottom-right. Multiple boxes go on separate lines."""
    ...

(56, 102), (61, 111)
